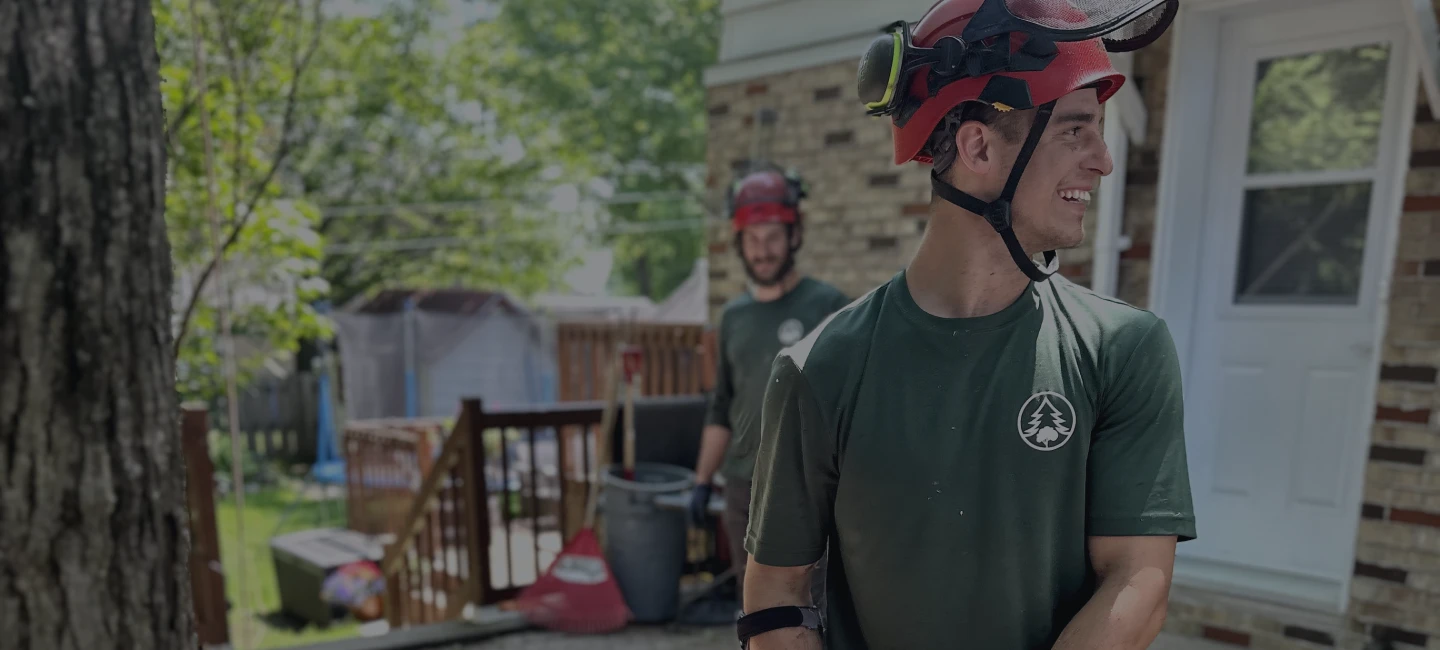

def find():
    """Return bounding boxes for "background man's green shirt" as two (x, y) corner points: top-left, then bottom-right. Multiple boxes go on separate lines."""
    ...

(705, 276), (850, 483)
(746, 271), (1196, 650)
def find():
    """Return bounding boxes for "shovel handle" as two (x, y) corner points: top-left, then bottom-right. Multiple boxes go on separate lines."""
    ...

(623, 373), (638, 479)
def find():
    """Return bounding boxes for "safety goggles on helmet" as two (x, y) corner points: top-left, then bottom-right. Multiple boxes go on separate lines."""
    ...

(858, 0), (1176, 121)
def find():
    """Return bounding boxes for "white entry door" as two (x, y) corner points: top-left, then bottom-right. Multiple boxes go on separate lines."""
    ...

(1172, 0), (1412, 611)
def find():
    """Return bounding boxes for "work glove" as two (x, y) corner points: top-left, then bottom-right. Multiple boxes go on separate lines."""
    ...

(688, 482), (714, 528)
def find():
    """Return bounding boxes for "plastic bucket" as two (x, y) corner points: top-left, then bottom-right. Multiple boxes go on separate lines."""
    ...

(601, 462), (694, 623)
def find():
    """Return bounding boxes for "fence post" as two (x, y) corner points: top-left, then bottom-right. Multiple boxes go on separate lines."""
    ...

(460, 398), (490, 606)
(384, 540), (403, 629)
(181, 405), (229, 648)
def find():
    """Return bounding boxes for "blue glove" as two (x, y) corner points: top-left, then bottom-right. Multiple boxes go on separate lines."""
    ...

(689, 482), (714, 528)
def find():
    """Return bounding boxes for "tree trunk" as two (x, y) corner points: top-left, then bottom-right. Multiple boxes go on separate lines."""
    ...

(0, 2), (190, 650)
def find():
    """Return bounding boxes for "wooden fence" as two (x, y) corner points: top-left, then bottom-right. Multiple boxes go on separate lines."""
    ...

(375, 399), (609, 628)
(555, 322), (717, 401)
(182, 406), (229, 647)
(224, 370), (320, 463)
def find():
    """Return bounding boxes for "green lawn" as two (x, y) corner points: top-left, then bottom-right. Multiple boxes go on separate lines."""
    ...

(216, 483), (364, 649)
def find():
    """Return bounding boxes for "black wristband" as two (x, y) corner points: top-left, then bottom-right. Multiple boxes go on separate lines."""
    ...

(737, 605), (822, 646)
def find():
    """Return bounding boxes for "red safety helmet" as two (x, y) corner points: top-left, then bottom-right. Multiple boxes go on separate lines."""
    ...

(854, 0), (1175, 280)
(889, 0), (1127, 165)
(726, 167), (807, 232)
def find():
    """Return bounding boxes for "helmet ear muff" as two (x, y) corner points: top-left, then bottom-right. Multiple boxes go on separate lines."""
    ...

(783, 169), (807, 205)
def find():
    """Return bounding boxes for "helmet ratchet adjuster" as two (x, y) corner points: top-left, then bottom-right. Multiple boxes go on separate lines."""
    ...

(981, 199), (1013, 232)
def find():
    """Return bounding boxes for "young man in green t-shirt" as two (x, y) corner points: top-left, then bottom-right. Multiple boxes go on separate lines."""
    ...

(737, 1), (1196, 649)
(690, 166), (850, 608)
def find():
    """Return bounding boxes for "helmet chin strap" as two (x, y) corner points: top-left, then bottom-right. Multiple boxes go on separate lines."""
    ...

(929, 100), (1059, 283)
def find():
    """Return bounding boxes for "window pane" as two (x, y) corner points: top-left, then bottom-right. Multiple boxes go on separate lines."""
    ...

(1234, 183), (1372, 305)
(1246, 43), (1390, 174)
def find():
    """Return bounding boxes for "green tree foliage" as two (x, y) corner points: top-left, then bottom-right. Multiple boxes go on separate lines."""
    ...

(292, 0), (572, 305)
(467, 0), (722, 300)
(157, 0), (330, 400)
(158, 0), (574, 400)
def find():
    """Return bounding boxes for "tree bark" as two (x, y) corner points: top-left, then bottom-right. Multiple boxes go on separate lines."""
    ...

(0, 2), (191, 650)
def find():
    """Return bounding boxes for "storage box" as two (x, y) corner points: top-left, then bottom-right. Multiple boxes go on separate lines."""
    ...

(269, 528), (384, 627)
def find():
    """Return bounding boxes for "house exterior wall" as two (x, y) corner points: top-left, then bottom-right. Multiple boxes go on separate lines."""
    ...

(1344, 73), (1440, 650)
(702, 4), (1440, 650)
(1122, 23), (1440, 650)
(1113, 34), (1170, 308)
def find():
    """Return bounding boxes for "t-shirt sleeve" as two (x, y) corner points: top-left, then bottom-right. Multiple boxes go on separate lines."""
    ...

(1086, 317), (1197, 541)
(744, 353), (837, 567)
(704, 316), (733, 430)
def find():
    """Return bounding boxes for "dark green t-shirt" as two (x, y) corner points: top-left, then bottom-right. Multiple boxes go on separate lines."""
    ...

(706, 276), (851, 483)
(745, 271), (1196, 650)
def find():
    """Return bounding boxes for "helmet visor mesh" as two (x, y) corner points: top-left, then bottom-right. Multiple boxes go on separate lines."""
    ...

(1100, 0), (1177, 51)
(1002, 0), (1169, 35)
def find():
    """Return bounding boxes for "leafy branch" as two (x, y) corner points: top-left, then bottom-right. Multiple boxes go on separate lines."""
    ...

(171, 0), (324, 355)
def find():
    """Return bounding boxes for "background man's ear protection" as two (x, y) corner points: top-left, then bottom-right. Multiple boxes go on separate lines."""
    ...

(782, 169), (808, 203)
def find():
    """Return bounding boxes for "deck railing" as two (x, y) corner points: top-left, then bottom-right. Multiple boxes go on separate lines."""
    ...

(182, 406), (229, 647)
(379, 399), (609, 628)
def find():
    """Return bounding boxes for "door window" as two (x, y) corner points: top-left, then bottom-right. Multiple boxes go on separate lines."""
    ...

(1232, 43), (1392, 304)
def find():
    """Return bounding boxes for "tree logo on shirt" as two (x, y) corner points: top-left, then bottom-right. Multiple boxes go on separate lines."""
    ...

(777, 318), (805, 346)
(1017, 391), (1076, 451)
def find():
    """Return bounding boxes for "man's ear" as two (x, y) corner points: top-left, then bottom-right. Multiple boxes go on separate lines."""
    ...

(953, 121), (998, 177)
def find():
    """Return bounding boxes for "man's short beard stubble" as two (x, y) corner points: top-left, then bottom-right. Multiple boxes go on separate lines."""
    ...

(742, 248), (797, 288)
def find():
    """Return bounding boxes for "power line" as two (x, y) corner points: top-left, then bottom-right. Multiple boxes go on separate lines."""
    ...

(318, 189), (707, 218)
(324, 216), (711, 254)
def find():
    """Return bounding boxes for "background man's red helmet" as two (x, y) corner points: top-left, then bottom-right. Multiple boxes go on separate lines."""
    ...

(726, 168), (807, 232)
(891, 0), (1127, 165)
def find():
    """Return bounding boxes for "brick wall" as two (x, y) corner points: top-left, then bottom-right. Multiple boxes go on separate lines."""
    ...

(1350, 95), (1440, 649)
(703, 59), (1099, 321)
(1111, 33), (1171, 308)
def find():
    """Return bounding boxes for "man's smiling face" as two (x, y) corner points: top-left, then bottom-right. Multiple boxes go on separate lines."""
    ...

(1003, 88), (1114, 253)
(953, 87), (1115, 254)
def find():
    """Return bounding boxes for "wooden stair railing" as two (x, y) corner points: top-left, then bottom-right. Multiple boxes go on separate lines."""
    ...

(380, 404), (479, 627)
(379, 399), (610, 629)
